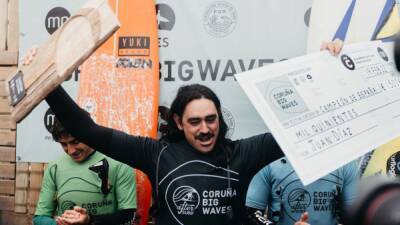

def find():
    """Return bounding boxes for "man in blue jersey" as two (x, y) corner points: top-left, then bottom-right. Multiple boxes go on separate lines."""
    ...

(245, 157), (358, 225)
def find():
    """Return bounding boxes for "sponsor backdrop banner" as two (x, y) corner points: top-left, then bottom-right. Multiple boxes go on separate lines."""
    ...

(17, 0), (312, 162)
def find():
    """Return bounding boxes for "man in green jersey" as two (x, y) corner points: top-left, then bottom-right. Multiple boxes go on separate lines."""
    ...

(33, 117), (137, 225)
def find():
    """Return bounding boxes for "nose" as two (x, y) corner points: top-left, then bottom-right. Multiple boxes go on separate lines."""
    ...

(199, 120), (210, 133)
(66, 144), (77, 154)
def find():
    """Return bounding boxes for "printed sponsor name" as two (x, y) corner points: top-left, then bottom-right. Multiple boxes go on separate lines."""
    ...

(118, 36), (150, 56)
(201, 188), (237, 215)
(160, 59), (275, 82)
(81, 199), (113, 215)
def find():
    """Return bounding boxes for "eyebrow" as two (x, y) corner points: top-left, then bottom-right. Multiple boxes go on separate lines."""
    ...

(187, 114), (217, 120)
(60, 139), (79, 145)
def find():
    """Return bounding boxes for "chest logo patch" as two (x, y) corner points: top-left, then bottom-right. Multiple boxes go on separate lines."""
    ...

(173, 186), (200, 215)
(61, 200), (76, 212)
(288, 188), (311, 213)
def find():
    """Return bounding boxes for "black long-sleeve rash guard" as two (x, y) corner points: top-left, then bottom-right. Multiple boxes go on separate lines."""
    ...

(45, 86), (284, 225)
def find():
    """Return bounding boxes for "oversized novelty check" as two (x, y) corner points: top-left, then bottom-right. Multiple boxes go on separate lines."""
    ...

(236, 41), (400, 185)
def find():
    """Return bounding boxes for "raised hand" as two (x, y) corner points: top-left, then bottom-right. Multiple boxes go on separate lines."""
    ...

(320, 38), (343, 56)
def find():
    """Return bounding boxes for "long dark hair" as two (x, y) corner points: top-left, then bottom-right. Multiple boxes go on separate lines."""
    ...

(164, 84), (228, 145)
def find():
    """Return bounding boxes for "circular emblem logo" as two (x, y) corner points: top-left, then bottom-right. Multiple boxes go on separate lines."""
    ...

(221, 107), (235, 138)
(287, 188), (311, 211)
(156, 3), (176, 31)
(61, 200), (76, 212)
(44, 108), (56, 133)
(203, 1), (237, 37)
(341, 54), (355, 70)
(377, 47), (389, 62)
(173, 186), (200, 215)
(45, 7), (70, 34)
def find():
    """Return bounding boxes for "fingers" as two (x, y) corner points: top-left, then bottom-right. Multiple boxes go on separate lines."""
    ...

(320, 42), (328, 52)
(22, 45), (39, 66)
(293, 212), (309, 225)
(331, 38), (343, 56)
(320, 39), (344, 56)
(56, 217), (71, 225)
(73, 206), (87, 215)
(73, 206), (90, 224)
(325, 42), (338, 56)
(299, 212), (309, 222)
(29, 45), (39, 55)
(60, 206), (90, 224)
(61, 209), (80, 220)
(60, 216), (88, 225)
(57, 216), (76, 225)
(62, 209), (79, 216)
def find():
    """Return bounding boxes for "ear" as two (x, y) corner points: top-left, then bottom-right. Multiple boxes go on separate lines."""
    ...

(173, 114), (183, 130)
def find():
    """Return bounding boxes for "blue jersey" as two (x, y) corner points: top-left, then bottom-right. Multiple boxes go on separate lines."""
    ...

(246, 157), (358, 225)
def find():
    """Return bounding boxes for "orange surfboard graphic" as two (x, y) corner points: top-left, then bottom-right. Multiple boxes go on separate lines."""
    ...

(77, 1), (159, 224)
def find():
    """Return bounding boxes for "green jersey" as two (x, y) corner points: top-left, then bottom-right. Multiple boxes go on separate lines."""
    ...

(35, 151), (136, 217)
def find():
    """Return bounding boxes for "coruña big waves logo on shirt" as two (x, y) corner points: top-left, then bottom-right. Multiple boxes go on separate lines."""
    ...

(163, 160), (239, 224)
(173, 186), (200, 215)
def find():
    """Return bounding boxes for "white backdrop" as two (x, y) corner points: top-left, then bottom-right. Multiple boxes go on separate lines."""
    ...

(17, 0), (312, 162)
